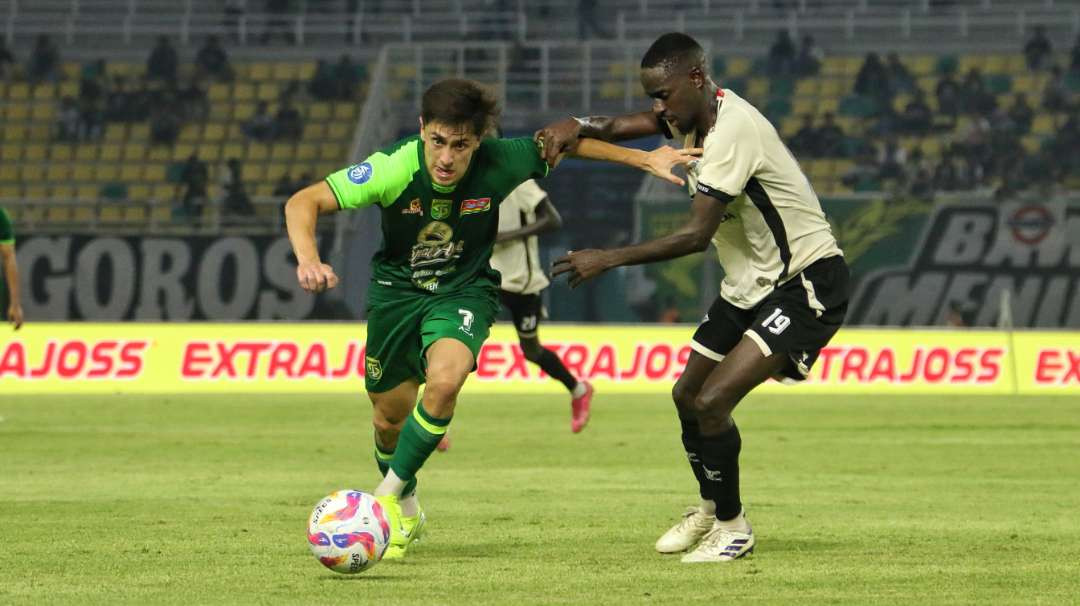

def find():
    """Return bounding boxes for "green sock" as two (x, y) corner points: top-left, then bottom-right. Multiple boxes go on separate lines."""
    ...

(389, 403), (450, 483)
(374, 442), (417, 497)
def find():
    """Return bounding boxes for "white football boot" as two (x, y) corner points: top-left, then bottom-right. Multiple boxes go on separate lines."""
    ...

(655, 506), (716, 553)
(681, 516), (754, 563)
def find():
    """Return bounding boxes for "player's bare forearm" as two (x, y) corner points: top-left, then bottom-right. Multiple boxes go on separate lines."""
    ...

(285, 182), (338, 264)
(535, 112), (663, 166)
(552, 192), (726, 288)
(572, 139), (702, 186)
(1, 246), (18, 303)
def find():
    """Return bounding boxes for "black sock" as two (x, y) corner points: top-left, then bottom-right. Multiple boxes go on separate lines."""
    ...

(699, 421), (742, 521)
(679, 414), (711, 501)
(536, 349), (578, 392)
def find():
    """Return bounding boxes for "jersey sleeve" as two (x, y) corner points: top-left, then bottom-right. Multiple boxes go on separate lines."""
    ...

(324, 140), (418, 210)
(0, 208), (14, 245)
(695, 115), (761, 202)
(495, 137), (550, 184)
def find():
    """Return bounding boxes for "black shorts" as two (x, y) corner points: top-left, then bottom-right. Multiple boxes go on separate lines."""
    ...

(691, 255), (850, 382)
(499, 290), (543, 338)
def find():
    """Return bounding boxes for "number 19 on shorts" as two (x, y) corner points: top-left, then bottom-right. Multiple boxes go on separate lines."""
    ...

(761, 307), (791, 335)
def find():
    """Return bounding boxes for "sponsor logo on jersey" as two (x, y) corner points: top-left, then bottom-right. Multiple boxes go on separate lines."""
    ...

(460, 197), (491, 216)
(347, 162), (373, 185)
(431, 199), (452, 219)
(401, 198), (422, 215)
(411, 221), (465, 269)
(365, 355), (383, 380)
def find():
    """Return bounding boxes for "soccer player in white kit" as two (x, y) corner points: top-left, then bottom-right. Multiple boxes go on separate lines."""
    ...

(537, 32), (850, 562)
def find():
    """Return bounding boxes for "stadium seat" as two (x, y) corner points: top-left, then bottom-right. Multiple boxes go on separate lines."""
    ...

(95, 164), (120, 181)
(99, 204), (123, 222)
(3, 123), (28, 141)
(100, 144), (122, 162)
(250, 63), (273, 81)
(247, 144), (270, 161)
(72, 164), (94, 182)
(144, 164), (167, 182)
(46, 206), (73, 222)
(234, 83), (255, 102)
(266, 163), (289, 180)
(152, 184), (175, 201)
(76, 185), (99, 201)
(148, 146), (171, 162)
(272, 62), (300, 81)
(51, 146), (73, 162)
(302, 123), (327, 139)
(204, 124), (226, 142)
(296, 143), (317, 161)
(120, 164), (143, 181)
(309, 103), (332, 121)
(0, 185), (20, 199)
(172, 144), (197, 161)
(199, 144), (222, 162)
(20, 165), (45, 182)
(257, 82), (279, 102)
(1, 145), (20, 162)
(75, 145), (98, 162)
(209, 83), (230, 102)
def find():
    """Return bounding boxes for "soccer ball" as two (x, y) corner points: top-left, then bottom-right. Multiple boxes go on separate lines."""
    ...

(307, 490), (391, 574)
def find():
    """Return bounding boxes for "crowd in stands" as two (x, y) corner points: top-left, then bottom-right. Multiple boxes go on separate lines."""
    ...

(767, 27), (1080, 200)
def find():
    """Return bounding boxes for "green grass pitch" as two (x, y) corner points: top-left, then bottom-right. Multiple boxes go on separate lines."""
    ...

(2, 392), (1079, 605)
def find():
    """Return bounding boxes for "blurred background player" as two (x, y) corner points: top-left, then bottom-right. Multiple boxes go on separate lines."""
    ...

(437, 176), (594, 452)
(0, 206), (24, 330)
(539, 32), (849, 563)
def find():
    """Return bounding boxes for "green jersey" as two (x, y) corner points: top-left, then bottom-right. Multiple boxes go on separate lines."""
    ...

(0, 207), (12, 304)
(325, 135), (548, 294)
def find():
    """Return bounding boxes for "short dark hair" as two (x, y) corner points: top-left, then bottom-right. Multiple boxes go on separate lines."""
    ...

(421, 78), (499, 137)
(640, 32), (705, 73)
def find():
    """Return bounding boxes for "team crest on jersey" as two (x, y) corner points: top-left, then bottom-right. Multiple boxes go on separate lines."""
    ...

(431, 199), (452, 220)
(365, 356), (383, 380)
(402, 198), (422, 215)
(460, 198), (491, 216)
(347, 162), (373, 185)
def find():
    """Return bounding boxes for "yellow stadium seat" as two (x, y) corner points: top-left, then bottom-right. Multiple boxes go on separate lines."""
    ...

(296, 143), (316, 161)
(75, 145), (97, 162)
(333, 103), (358, 121)
(95, 164), (120, 181)
(792, 98), (814, 117)
(254, 183), (274, 198)
(984, 54), (1008, 75)
(144, 164), (166, 182)
(45, 164), (66, 180)
(1004, 55), (1026, 73)
(99, 204), (123, 222)
(266, 163), (289, 180)
(247, 143), (269, 161)
(234, 103), (256, 121)
(125, 205), (147, 222)
(302, 123), (326, 140)
(100, 144), (122, 162)
(1032, 115), (1054, 136)
(0, 185), (20, 199)
(726, 57), (750, 77)
(1021, 136), (1041, 153)
(72, 164), (94, 181)
(8, 83), (29, 100)
(222, 143), (244, 160)
(599, 81), (621, 100)
(76, 185), (99, 201)
(250, 62), (273, 80)
(270, 143), (292, 161)
(25, 144), (47, 161)
(0, 164), (17, 181)
(152, 184), (175, 201)
(130, 123), (150, 140)
(5, 104), (29, 120)
(120, 164), (143, 181)
(33, 84), (55, 101)
(817, 97), (839, 114)
(1, 145), (20, 162)
(199, 144), (221, 162)
(818, 79), (843, 99)
(179, 125), (201, 143)
(297, 62), (317, 80)
(233, 83), (255, 101)
(794, 79), (818, 96)
(172, 144), (196, 161)
(272, 62), (299, 81)
(148, 146), (171, 162)
(150, 204), (171, 223)
(309, 103), (331, 121)
(103, 124), (126, 142)
(204, 123), (225, 142)
(3, 123), (28, 141)
(29, 124), (51, 140)
(46, 206), (73, 221)
(393, 64), (417, 79)
(257, 83), (279, 101)
(71, 205), (93, 223)
(747, 77), (768, 99)
(209, 83), (230, 102)
(20, 164), (45, 181)
(245, 164), (267, 180)
(226, 123), (245, 140)
(320, 145), (343, 161)
(129, 184), (151, 200)
(909, 55), (935, 76)
(958, 54), (984, 74)
(51, 145), (73, 161)
(209, 102), (231, 121)
(24, 185), (48, 199)
(780, 116), (801, 136)
(1013, 75), (1037, 92)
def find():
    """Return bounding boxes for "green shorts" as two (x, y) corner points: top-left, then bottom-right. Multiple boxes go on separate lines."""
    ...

(364, 283), (499, 393)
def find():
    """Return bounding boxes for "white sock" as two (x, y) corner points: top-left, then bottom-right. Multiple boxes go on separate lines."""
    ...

(400, 493), (420, 517)
(714, 509), (751, 533)
(374, 469), (406, 497)
(699, 499), (716, 515)
(571, 380), (588, 398)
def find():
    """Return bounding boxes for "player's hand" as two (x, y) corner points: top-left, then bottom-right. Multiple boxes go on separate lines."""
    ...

(534, 118), (581, 168)
(644, 145), (703, 187)
(7, 302), (23, 330)
(296, 261), (339, 293)
(552, 249), (614, 288)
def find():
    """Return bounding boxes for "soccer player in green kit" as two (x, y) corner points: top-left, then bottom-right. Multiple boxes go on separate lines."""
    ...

(286, 78), (699, 560)
(0, 206), (24, 330)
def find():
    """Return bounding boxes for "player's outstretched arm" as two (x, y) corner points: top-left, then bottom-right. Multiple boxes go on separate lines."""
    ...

(534, 111), (663, 167)
(284, 181), (340, 293)
(552, 191), (727, 288)
(571, 139), (701, 186)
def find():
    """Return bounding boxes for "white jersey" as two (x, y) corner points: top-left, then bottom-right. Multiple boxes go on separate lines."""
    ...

(676, 88), (843, 309)
(490, 179), (551, 294)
